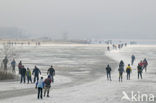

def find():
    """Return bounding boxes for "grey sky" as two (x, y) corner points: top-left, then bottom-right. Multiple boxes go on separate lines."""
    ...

(0, 0), (156, 39)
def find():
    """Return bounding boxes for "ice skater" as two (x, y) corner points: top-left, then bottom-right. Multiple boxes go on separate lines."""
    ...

(106, 64), (112, 81)
(20, 65), (26, 83)
(36, 77), (44, 99)
(118, 65), (124, 82)
(11, 59), (16, 73)
(26, 68), (32, 84)
(126, 64), (132, 80)
(44, 75), (52, 97)
(137, 64), (143, 79)
(47, 65), (55, 82)
(3, 56), (8, 71)
(131, 54), (135, 65)
(32, 66), (41, 83)
(143, 58), (148, 72)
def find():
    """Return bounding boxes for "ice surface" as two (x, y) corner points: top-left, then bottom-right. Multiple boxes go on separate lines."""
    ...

(1, 45), (156, 103)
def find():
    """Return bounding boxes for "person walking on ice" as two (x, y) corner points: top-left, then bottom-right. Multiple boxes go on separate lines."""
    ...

(119, 60), (125, 69)
(32, 66), (41, 83)
(20, 65), (26, 83)
(11, 59), (16, 73)
(106, 64), (112, 81)
(47, 65), (55, 82)
(143, 58), (148, 72)
(137, 63), (143, 79)
(26, 68), (32, 84)
(126, 64), (132, 80)
(36, 77), (44, 99)
(131, 54), (135, 65)
(3, 56), (8, 71)
(44, 75), (52, 97)
(118, 65), (124, 82)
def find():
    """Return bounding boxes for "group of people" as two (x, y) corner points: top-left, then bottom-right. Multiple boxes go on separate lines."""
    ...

(35, 65), (55, 99)
(106, 55), (148, 82)
(2, 57), (55, 99)
(18, 62), (56, 99)
(107, 43), (127, 51)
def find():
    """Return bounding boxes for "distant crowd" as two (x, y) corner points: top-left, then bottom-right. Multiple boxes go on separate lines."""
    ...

(107, 43), (127, 51)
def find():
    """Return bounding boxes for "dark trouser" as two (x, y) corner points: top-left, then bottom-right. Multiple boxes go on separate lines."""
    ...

(131, 60), (134, 65)
(38, 88), (43, 99)
(107, 72), (111, 81)
(27, 76), (32, 83)
(12, 66), (15, 73)
(50, 75), (54, 82)
(44, 86), (50, 96)
(19, 68), (21, 74)
(127, 72), (130, 80)
(143, 65), (147, 72)
(119, 72), (123, 82)
(34, 75), (39, 83)
(21, 75), (25, 83)
(138, 72), (142, 79)
(4, 64), (7, 71)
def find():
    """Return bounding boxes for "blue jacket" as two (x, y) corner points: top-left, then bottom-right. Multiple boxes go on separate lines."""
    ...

(36, 79), (44, 88)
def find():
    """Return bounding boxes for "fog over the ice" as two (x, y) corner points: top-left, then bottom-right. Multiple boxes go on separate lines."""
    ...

(0, 0), (156, 39)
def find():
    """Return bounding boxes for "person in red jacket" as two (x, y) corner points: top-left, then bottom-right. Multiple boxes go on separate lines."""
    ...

(44, 75), (52, 97)
(139, 61), (144, 69)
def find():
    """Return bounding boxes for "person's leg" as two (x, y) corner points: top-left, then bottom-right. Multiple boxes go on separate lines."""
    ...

(46, 87), (50, 97)
(44, 87), (47, 97)
(30, 76), (32, 83)
(27, 76), (29, 83)
(40, 88), (43, 99)
(38, 88), (40, 99)
(119, 73), (121, 82)
(140, 73), (142, 79)
(138, 72), (139, 79)
(127, 73), (128, 80)
(51, 75), (54, 82)
(121, 73), (123, 82)
(13, 66), (15, 73)
(20, 75), (22, 83)
(24, 76), (25, 83)
(37, 76), (39, 82)
(129, 73), (131, 80)
(47, 87), (50, 97)
(119, 73), (120, 82)
(109, 72), (111, 81)
(145, 66), (147, 72)
(107, 73), (109, 80)
(34, 76), (36, 83)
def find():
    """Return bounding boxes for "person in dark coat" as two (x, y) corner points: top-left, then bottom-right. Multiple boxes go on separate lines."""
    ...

(137, 64), (143, 79)
(3, 56), (8, 71)
(131, 55), (135, 65)
(119, 60), (125, 68)
(20, 65), (26, 83)
(106, 64), (112, 81)
(118, 66), (124, 82)
(18, 61), (23, 74)
(32, 66), (41, 83)
(47, 65), (55, 82)
(143, 58), (148, 72)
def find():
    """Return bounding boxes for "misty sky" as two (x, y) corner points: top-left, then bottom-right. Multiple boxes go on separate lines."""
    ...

(0, 0), (156, 39)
